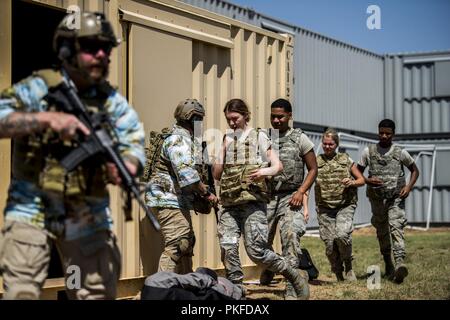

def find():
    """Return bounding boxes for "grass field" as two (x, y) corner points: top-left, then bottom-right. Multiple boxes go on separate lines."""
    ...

(245, 227), (450, 300)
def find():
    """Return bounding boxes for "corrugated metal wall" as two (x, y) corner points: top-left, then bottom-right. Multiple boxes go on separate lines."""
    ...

(120, 0), (292, 275)
(181, 0), (385, 133)
(0, 0), (292, 282)
(295, 29), (384, 132)
(304, 131), (450, 227)
(384, 52), (450, 134)
(182, 0), (450, 228)
(183, 0), (259, 25)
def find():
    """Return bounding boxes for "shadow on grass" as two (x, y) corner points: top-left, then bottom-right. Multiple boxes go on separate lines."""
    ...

(309, 279), (334, 286)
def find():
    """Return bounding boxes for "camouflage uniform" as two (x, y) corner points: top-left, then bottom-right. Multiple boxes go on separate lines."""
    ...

(359, 144), (413, 266)
(0, 70), (145, 299)
(265, 128), (313, 268)
(219, 129), (287, 282)
(218, 202), (288, 283)
(145, 124), (200, 273)
(315, 152), (357, 277)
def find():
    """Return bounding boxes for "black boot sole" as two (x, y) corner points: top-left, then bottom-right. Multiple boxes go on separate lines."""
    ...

(394, 266), (408, 284)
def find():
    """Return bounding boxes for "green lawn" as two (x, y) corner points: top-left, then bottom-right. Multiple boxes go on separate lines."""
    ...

(299, 228), (450, 300)
(245, 227), (450, 300)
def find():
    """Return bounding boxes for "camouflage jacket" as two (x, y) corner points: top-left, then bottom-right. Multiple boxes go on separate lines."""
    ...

(0, 69), (145, 239)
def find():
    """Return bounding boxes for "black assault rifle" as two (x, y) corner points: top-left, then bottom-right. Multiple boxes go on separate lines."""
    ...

(45, 68), (160, 231)
(202, 141), (219, 223)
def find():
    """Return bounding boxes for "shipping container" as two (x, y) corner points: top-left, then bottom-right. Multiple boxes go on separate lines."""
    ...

(0, 0), (293, 298)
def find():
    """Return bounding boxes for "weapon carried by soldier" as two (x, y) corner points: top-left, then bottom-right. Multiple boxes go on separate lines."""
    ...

(200, 140), (219, 222)
(45, 67), (160, 231)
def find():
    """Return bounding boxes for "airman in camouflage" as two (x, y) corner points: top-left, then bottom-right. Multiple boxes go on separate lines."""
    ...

(258, 98), (318, 299)
(213, 99), (310, 300)
(315, 129), (365, 281)
(0, 12), (144, 299)
(358, 119), (419, 284)
(145, 99), (217, 273)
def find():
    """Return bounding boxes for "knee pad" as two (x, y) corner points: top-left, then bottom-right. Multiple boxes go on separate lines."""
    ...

(177, 235), (195, 257)
(5, 284), (40, 300)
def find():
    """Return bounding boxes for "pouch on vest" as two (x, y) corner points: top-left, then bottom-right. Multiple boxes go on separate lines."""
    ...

(142, 128), (171, 182)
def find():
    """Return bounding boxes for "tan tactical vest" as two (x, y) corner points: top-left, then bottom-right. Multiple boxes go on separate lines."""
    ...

(315, 152), (357, 209)
(269, 128), (305, 193)
(143, 127), (172, 181)
(366, 144), (406, 200)
(220, 129), (269, 207)
(11, 69), (109, 197)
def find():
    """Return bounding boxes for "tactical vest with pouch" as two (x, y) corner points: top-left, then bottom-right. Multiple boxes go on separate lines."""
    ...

(12, 69), (111, 198)
(142, 128), (172, 182)
(145, 126), (211, 212)
(366, 144), (406, 200)
(220, 128), (270, 207)
(269, 128), (305, 193)
(315, 152), (357, 209)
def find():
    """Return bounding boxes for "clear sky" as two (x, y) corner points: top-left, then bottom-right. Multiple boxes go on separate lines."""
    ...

(229, 0), (450, 55)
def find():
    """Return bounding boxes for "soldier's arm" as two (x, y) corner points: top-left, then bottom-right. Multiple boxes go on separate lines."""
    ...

(0, 111), (89, 139)
(356, 164), (366, 174)
(212, 136), (229, 180)
(298, 150), (318, 194)
(348, 163), (365, 187)
(302, 191), (309, 223)
(399, 163), (419, 199)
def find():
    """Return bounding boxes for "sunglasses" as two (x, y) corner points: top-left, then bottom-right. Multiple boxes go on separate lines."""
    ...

(78, 39), (113, 55)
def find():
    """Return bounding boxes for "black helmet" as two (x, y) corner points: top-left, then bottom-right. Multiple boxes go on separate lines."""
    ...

(53, 11), (119, 60)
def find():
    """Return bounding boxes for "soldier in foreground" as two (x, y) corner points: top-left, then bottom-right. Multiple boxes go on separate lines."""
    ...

(315, 128), (365, 281)
(357, 119), (419, 283)
(0, 12), (145, 299)
(259, 98), (317, 299)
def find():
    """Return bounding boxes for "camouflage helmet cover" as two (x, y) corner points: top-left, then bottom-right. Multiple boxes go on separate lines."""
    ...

(53, 11), (119, 54)
(174, 99), (205, 122)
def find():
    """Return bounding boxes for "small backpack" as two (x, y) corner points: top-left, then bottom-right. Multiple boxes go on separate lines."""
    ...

(142, 128), (171, 182)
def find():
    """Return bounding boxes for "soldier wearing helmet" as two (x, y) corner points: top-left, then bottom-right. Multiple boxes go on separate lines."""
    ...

(0, 12), (145, 299)
(145, 99), (217, 273)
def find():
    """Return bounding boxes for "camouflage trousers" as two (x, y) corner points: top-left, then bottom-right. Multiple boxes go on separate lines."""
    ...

(151, 207), (196, 274)
(266, 192), (307, 269)
(317, 203), (356, 273)
(217, 202), (289, 284)
(0, 220), (121, 300)
(369, 197), (407, 263)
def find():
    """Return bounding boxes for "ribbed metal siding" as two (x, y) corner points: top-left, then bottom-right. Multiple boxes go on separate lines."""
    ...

(385, 53), (450, 134)
(0, 0), (291, 279)
(182, 0), (259, 25)
(181, 0), (386, 132)
(296, 30), (384, 132)
(304, 132), (450, 227)
(191, 31), (290, 269)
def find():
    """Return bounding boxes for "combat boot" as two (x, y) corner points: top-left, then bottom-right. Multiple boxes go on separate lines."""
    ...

(393, 261), (408, 284)
(281, 266), (310, 300)
(344, 259), (357, 282)
(335, 271), (345, 281)
(284, 270), (309, 300)
(333, 263), (345, 281)
(259, 269), (275, 285)
(383, 254), (395, 279)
